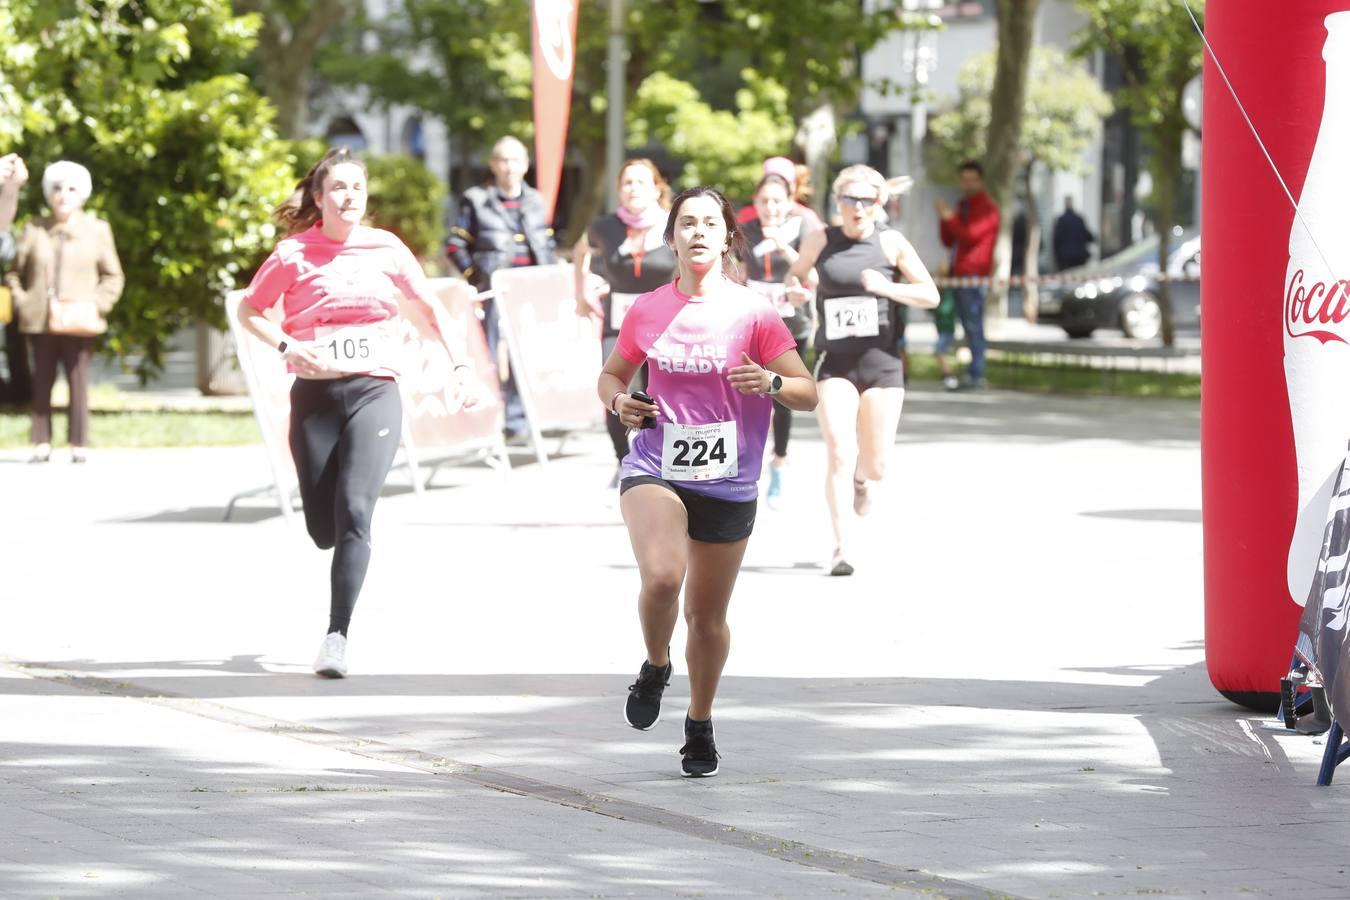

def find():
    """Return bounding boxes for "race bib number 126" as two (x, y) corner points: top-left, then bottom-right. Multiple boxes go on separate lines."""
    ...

(823, 295), (881, 341)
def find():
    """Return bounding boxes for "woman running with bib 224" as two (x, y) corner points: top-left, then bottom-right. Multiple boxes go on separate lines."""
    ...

(236, 147), (481, 678)
(598, 187), (817, 777)
(786, 165), (937, 577)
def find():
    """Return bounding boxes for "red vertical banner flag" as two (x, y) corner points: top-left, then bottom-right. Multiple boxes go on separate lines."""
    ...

(531, 0), (578, 222)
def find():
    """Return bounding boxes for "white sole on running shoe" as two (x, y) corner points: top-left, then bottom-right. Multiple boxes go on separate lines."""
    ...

(680, 763), (719, 778)
(623, 703), (660, 731)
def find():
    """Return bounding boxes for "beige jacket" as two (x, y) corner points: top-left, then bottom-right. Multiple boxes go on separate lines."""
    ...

(6, 213), (124, 334)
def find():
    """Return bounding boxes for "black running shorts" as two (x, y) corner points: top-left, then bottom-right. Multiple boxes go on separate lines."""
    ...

(619, 475), (757, 543)
(814, 347), (905, 391)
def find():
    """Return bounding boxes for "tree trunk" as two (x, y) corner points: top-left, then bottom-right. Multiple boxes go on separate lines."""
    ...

(797, 103), (840, 221)
(983, 0), (1040, 331)
(1153, 127), (1181, 348)
(1022, 163), (1040, 323)
(561, 140), (611, 249)
(233, 0), (351, 140)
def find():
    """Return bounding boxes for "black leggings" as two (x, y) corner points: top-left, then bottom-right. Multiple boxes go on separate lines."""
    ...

(602, 334), (648, 463)
(289, 376), (402, 636)
(771, 336), (810, 459)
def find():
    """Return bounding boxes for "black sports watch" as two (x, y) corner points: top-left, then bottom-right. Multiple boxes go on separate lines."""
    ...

(277, 339), (289, 355)
(767, 373), (783, 395)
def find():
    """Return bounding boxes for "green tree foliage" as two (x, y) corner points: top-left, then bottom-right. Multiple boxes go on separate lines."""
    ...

(927, 48), (1111, 184)
(321, 0), (933, 238)
(364, 154), (448, 263)
(231, 0), (354, 139)
(1, 0), (297, 379)
(627, 71), (795, 199)
(927, 46), (1110, 317)
(1073, 0), (1204, 346)
(318, 0), (538, 162)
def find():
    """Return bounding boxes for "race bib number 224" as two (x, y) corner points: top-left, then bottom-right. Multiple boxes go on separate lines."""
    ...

(661, 421), (738, 482)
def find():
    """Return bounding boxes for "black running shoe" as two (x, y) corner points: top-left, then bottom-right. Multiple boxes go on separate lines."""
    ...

(624, 658), (672, 730)
(680, 716), (720, 778)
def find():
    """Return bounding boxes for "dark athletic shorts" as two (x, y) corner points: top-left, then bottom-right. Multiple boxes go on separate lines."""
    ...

(619, 475), (757, 543)
(814, 347), (905, 391)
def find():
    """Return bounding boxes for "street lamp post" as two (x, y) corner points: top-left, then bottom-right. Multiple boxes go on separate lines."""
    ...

(606, 0), (624, 211)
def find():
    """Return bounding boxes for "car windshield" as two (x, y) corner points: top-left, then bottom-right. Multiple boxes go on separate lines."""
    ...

(1099, 231), (1199, 272)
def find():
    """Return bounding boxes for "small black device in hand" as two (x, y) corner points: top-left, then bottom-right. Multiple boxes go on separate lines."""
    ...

(629, 390), (658, 429)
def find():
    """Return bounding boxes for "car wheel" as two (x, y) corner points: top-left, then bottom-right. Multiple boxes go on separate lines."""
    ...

(1120, 292), (1163, 340)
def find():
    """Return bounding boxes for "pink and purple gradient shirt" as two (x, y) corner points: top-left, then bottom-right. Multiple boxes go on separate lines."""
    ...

(242, 225), (426, 376)
(616, 279), (797, 501)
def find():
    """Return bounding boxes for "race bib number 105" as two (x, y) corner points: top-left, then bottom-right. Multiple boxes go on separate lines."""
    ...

(661, 420), (738, 482)
(311, 321), (399, 374)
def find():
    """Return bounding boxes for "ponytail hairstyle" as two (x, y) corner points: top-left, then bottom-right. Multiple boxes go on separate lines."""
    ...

(793, 163), (815, 206)
(664, 186), (749, 285)
(274, 147), (367, 235)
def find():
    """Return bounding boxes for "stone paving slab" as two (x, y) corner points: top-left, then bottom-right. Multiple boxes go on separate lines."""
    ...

(3, 386), (1347, 899)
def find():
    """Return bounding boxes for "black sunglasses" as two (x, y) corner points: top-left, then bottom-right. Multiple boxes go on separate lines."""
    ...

(838, 195), (879, 208)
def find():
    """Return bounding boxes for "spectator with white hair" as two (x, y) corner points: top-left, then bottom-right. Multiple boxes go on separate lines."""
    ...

(5, 159), (124, 463)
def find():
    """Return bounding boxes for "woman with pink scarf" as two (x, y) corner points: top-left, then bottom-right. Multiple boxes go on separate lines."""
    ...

(573, 159), (676, 488)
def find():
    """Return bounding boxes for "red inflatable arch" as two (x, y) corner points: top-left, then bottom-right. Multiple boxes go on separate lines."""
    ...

(1203, 1), (1350, 708)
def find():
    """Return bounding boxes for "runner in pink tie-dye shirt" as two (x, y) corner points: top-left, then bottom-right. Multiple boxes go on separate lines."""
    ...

(597, 186), (818, 778)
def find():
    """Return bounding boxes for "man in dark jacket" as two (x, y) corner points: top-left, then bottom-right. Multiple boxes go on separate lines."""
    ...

(936, 160), (999, 389)
(447, 136), (557, 440)
(1052, 196), (1095, 271)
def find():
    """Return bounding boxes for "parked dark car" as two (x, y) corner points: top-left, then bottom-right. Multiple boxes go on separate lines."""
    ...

(1039, 229), (1200, 340)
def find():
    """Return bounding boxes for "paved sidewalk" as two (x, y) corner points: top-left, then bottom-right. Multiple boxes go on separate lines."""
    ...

(2, 385), (1347, 899)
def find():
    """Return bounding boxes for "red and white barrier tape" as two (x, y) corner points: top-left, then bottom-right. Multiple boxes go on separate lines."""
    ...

(933, 271), (1200, 289)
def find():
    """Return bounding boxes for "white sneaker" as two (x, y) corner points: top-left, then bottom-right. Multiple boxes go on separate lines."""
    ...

(313, 632), (347, 678)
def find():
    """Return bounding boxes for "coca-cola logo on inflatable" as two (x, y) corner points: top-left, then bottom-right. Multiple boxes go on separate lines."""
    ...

(534, 0), (575, 81)
(1285, 267), (1350, 344)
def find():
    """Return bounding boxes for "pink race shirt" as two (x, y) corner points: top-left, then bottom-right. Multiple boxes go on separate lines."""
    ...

(616, 279), (797, 501)
(242, 224), (426, 376)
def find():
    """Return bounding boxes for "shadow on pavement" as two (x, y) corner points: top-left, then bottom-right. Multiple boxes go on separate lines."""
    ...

(10, 649), (1347, 898)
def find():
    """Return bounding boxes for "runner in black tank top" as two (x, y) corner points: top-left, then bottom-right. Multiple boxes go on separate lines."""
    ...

(740, 172), (817, 510)
(573, 159), (676, 487)
(786, 165), (938, 576)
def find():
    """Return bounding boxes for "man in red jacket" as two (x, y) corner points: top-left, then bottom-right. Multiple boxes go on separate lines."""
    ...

(936, 161), (999, 390)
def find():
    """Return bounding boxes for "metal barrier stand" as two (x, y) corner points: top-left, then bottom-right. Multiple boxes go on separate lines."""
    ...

(1317, 722), (1350, 786)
